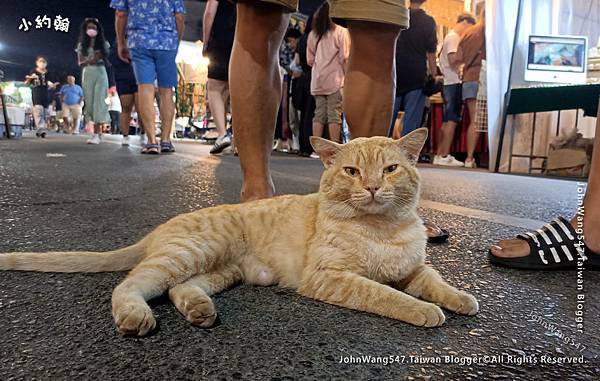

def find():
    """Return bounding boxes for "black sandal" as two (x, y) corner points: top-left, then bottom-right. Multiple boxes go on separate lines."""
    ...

(426, 223), (450, 244)
(488, 216), (600, 271)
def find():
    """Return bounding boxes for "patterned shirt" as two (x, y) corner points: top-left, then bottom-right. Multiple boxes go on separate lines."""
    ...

(110, 0), (186, 51)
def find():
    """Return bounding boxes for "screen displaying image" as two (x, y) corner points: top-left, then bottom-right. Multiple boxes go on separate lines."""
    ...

(527, 36), (587, 73)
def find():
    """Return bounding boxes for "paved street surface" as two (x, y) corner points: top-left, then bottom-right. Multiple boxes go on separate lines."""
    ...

(1, 133), (599, 380)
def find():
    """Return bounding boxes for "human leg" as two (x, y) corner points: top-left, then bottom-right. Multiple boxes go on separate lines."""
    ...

(343, 21), (402, 138)
(229, 1), (290, 201)
(490, 99), (600, 265)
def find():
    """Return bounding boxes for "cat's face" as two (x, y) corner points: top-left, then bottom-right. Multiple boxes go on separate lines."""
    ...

(311, 128), (428, 218)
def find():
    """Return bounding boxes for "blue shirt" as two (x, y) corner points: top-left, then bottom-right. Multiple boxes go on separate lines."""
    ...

(59, 84), (84, 106)
(110, 0), (186, 51)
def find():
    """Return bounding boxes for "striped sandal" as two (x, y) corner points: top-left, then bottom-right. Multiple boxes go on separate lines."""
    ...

(488, 217), (600, 271)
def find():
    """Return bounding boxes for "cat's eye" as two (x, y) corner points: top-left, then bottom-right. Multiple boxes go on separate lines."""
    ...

(344, 167), (360, 177)
(383, 164), (398, 174)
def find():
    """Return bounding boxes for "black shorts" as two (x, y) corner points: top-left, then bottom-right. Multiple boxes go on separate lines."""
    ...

(206, 45), (232, 82)
(115, 75), (138, 96)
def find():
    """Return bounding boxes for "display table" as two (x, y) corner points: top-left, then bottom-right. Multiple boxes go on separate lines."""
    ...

(494, 83), (600, 173)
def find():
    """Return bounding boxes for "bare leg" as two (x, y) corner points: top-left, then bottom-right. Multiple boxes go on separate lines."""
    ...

(344, 21), (401, 138)
(159, 87), (175, 142)
(168, 265), (242, 327)
(119, 94), (135, 136)
(437, 121), (458, 157)
(465, 99), (478, 162)
(207, 79), (229, 137)
(491, 100), (600, 258)
(312, 121), (324, 139)
(328, 123), (342, 143)
(138, 84), (157, 144)
(230, 1), (289, 202)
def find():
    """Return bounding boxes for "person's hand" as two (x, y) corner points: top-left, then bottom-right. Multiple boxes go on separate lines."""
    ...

(118, 44), (131, 63)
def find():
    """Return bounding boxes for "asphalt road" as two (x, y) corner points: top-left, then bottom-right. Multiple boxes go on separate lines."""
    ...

(0, 133), (598, 380)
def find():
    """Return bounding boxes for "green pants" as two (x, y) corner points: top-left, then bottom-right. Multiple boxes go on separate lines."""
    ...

(82, 65), (110, 124)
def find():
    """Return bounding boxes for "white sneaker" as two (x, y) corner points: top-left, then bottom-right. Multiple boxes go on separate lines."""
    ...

(122, 135), (130, 146)
(434, 154), (464, 167)
(87, 134), (101, 145)
(465, 159), (477, 168)
(309, 153), (320, 159)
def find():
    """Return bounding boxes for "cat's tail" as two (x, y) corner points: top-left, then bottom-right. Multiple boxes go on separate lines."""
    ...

(0, 241), (147, 273)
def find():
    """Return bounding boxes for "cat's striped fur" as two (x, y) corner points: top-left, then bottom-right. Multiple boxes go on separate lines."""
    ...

(0, 128), (478, 336)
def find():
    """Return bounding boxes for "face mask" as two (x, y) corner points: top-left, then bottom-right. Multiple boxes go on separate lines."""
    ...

(86, 29), (98, 37)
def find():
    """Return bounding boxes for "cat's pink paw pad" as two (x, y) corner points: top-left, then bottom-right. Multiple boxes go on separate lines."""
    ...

(113, 303), (156, 336)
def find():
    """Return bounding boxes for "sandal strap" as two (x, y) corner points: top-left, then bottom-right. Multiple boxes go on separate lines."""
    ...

(517, 217), (581, 265)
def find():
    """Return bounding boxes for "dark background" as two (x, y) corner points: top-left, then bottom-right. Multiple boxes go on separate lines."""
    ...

(0, 0), (324, 83)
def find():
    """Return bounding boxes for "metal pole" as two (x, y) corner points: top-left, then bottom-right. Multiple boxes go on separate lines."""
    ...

(494, 0), (525, 172)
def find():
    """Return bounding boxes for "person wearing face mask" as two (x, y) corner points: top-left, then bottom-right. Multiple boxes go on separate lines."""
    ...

(24, 56), (58, 138)
(77, 18), (112, 145)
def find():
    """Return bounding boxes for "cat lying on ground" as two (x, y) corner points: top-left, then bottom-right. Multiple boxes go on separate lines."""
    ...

(0, 128), (478, 336)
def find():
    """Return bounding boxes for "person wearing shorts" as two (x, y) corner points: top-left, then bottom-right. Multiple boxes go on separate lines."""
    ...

(229, 0), (408, 202)
(307, 2), (349, 143)
(59, 75), (84, 135)
(203, 0), (236, 155)
(109, 41), (141, 146)
(111, 0), (186, 154)
(456, 8), (485, 168)
(434, 12), (475, 167)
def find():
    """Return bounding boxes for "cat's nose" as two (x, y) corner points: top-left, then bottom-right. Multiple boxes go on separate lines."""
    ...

(366, 187), (380, 196)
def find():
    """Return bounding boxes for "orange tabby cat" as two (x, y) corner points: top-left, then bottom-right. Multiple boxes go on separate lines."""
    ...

(0, 128), (478, 336)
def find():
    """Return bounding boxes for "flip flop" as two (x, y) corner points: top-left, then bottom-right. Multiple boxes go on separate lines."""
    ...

(141, 143), (160, 155)
(488, 216), (600, 271)
(426, 223), (450, 244)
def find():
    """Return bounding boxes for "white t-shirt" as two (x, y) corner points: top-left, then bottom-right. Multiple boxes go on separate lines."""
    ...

(440, 30), (461, 85)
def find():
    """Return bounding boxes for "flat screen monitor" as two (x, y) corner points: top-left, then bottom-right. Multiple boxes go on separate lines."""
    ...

(525, 35), (588, 84)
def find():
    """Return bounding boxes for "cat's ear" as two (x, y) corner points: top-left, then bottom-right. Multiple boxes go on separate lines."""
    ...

(310, 137), (343, 168)
(395, 128), (428, 165)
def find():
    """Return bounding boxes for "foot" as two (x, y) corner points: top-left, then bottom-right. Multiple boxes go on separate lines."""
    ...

(169, 286), (217, 328)
(112, 302), (156, 336)
(425, 223), (449, 244)
(433, 155), (465, 167)
(160, 141), (176, 153)
(440, 291), (479, 315)
(210, 134), (232, 155)
(491, 217), (600, 259)
(122, 135), (130, 146)
(240, 180), (275, 202)
(464, 159), (477, 168)
(87, 134), (101, 145)
(404, 302), (446, 327)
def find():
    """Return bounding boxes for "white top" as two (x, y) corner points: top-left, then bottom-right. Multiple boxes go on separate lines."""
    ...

(440, 30), (461, 85)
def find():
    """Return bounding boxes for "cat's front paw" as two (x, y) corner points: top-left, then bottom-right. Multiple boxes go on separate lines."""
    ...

(113, 303), (156, 336)
(444, 291), (479, 316)
(405, 302), (446, 327)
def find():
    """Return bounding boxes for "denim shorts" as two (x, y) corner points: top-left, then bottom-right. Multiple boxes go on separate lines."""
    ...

(130, 48), (178, 89)
(442, 84), (462, 123)
(462, 80), (479, 101)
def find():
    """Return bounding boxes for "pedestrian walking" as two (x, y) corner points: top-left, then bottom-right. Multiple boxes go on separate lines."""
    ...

(111, 0), (186, 154)
(59, 75), (84, 135)
(77, 18), (112, 145)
